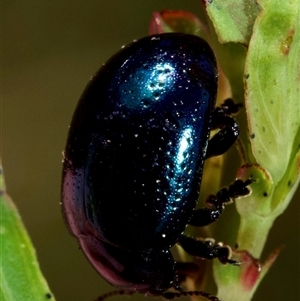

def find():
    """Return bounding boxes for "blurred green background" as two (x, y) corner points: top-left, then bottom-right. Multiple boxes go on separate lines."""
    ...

(2, 1), (299, 301)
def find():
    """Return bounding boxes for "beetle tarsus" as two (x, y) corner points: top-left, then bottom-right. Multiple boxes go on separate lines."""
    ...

(189, 178), (252, 227)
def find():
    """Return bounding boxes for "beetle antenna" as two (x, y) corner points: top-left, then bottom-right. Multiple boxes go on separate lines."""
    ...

(162, 291), (220, 301)
(94, 290), (135, 301)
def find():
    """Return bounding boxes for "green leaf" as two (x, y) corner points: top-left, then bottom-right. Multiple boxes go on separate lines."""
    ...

(0, 162), (55, 301)
(245, 0), (300, 184)
(206, 0), (261, 44)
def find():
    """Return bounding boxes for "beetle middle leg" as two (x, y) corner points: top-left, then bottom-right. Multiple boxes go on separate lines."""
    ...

(189, 178), (252, 227)
(183, 181), (252, 266)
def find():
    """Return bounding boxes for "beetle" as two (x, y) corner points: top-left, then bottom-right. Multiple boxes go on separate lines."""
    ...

(62, 33), (251, 300)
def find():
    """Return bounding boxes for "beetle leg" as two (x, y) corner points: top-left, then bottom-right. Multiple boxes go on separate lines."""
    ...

(189, 207), (223, 227)
(178, 235), (237, 265)
(189, 178), (252, 227)
(219, 98), (243, 115)
(205, 105), (240, 159)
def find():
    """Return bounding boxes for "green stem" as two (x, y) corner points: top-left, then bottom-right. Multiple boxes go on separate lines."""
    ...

(237, 215), (274, 258)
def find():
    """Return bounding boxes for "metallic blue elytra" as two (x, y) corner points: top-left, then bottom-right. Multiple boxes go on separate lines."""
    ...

(62, 33), (241, 298)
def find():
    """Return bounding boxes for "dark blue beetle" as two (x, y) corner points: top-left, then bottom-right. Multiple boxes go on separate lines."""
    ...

(62, 33), (250, 300)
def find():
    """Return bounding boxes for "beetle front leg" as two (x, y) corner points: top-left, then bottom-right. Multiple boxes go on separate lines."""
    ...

(205, 101), (241, 159)
(178, 235), (237, 265)
(189, 178), (252, 227)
